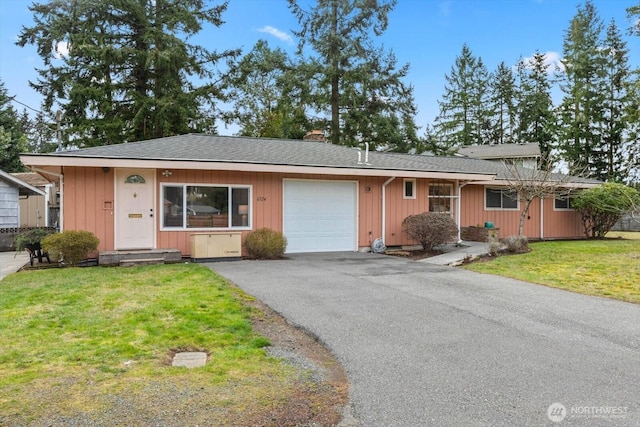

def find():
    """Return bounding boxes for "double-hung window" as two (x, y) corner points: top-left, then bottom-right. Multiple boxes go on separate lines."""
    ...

(429, 183), (453, 213)
(485, 187), (518, 210)
(162, 184), (251, 229)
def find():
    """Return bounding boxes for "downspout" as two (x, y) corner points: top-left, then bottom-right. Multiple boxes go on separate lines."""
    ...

(31, 167), (63, 231)
(381, 176), (396, 246)
(456, 181), (470, 243)
(540, 197), (544, 240)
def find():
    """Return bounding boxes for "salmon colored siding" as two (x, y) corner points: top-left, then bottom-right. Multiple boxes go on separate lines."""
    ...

(61, 167), (587, 256)
(62, 166), (115, 251)
(460, 185), (584, 239)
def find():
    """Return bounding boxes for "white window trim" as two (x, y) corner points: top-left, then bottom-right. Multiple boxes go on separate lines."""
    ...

(403, 178), (416, 199)
(553, 194), (575, 211)
(428, 183), (454, 213)
(484, 186), (520, 211)
(160, 182), (252, 231)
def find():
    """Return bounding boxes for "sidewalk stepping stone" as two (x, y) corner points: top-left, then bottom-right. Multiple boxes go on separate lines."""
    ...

(171, 352), (207, 368)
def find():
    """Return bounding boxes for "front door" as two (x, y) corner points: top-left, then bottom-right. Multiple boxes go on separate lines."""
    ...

(115, 169), (155, 249)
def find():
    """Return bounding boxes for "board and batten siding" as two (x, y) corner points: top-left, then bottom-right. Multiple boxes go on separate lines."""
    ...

(0, 179), (19, 227)
(62, 166), (115, 251)
(60, 167), (588, 256)
(460, 184), (586, 239)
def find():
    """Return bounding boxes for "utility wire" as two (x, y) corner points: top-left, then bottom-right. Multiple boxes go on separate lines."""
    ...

(8, 95), (56, 121)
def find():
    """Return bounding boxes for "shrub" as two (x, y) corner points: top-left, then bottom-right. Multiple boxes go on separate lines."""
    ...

(13, 228), (55, 251)
(42, 230), (99, 266)
(244, 228), (287, 259)
(572, 183), (640, 238)
(402, 212), (458, 251)
(489, 239), (502, 256)
(502, 235), (529, 253)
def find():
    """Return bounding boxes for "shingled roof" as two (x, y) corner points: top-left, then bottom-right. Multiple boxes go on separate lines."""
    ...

(457, 143), (541, 160)
(21, 134), (597, 185)
(25, 134), (502, 176)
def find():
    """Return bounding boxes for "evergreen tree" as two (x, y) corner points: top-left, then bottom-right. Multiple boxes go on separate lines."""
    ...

(557, 0), (607, 177)
(487, 62), (517, 144)
(288, 0), (419, 151)
(516, 52), (556, 163)
(625, 4), (640, 183)
(596, 20), (635, 182)
(223, 40), (310, 139)
(434, 44), (490, 151)
(17, 0), (238, 147)
(0, 81), (27, 172)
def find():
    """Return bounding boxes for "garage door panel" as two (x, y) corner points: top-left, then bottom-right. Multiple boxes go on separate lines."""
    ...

(284, 180), (357, 253)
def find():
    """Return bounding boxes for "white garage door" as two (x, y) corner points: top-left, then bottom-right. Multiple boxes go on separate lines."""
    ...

(283, 180), (357, 253)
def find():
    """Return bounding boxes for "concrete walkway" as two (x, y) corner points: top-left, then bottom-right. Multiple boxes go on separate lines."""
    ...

(421, 240), (490, 265)
(0, 251), (29, 281)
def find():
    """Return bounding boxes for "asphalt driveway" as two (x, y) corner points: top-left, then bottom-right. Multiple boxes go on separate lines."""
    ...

(210, 252), (640, 426)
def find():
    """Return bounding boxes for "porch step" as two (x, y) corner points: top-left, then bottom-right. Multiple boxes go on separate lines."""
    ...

(99, 249), (182, 266)
(119, 257), (164, 267)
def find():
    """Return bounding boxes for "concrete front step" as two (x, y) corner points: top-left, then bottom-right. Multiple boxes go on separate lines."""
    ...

(99, 249), (182, 266)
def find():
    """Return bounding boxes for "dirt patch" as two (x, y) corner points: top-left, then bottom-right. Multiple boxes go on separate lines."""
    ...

(244, 296), (351, 426)
(384, 248), (440, 260)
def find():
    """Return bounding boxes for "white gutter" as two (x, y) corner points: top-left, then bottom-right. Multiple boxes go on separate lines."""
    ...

(381, 177), (396, 246)
(456, 181), (470, 243)
(30, 167), (63, 231)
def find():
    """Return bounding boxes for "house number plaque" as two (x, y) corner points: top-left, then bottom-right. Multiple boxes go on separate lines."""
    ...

(257, 196), (267, 202)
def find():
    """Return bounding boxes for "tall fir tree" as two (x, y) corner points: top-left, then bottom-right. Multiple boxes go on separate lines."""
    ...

(625, 4), (640, 183)
(596, 20), (635, 182)
(223, 40), (310, 139)
(434, 44), (490, 152)
(516, 52), (556, 164)
(288, 0), (419, 151)
(0, 81), (27, 172)
(487, 62), (517, 144)
(17, 0), (238, 147)
(557, 0), (607, 177)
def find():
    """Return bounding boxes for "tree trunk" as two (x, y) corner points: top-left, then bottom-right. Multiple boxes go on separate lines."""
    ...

(518, 198), (534, 238)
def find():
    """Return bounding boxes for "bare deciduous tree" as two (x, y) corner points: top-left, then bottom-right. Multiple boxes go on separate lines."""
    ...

(502, 157), (588, 238)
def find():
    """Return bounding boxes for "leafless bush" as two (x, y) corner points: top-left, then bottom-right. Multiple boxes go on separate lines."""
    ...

(502, 235), (529, 253)
(402, 212), (458, 251)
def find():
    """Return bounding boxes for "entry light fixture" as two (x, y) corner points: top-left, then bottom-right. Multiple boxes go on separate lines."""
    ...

(162, 169), (173, 177)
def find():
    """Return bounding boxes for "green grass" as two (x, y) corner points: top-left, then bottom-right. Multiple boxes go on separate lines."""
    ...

(0, 264), (297, 423)
(464, 238), (640, 303)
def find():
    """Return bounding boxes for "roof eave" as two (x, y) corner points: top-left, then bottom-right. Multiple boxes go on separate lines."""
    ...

(20, 154), (496, 182)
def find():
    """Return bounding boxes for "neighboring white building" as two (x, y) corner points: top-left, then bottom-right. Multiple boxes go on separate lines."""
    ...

(0, 169), (45, 228)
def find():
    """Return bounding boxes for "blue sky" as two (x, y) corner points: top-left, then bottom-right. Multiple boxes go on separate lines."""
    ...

(1, 0), (638, 136)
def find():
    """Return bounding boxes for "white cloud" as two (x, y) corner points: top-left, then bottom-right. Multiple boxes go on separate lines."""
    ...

(256, 26), (293, 44)
(521, 51), (564, 74)
(53, 40), (70, 59)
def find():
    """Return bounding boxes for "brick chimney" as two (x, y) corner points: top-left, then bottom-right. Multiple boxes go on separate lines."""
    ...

(302, 129), (326, 142)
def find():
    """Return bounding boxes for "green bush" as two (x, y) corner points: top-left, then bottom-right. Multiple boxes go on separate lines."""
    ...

(402, 212), (458, 251)
(244, 228), (287, 259)
(42, 230), (100, 266)
(572, 183), (640, 238)
(13, 228), (55, 251)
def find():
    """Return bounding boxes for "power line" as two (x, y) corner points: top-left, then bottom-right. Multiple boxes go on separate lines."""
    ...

(8, 96), (56, 120)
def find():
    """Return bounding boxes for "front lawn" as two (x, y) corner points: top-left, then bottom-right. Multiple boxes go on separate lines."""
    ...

(464, 238), (640, 303)
(0, 264), (342, 425)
